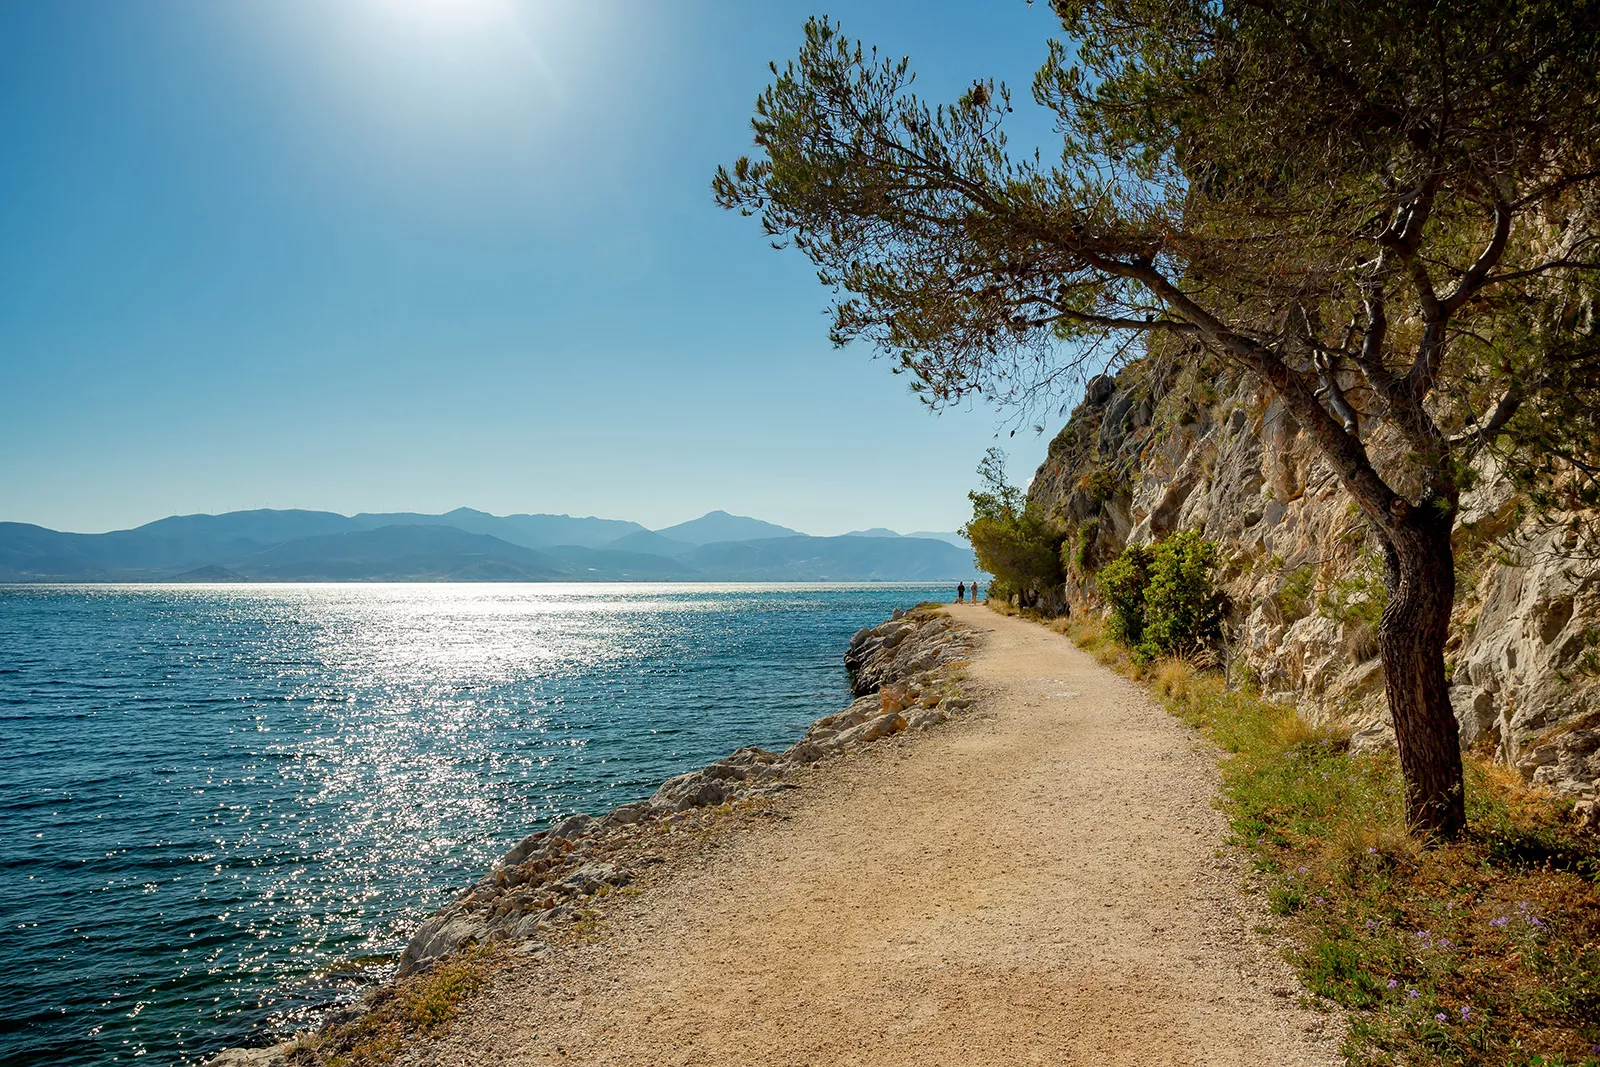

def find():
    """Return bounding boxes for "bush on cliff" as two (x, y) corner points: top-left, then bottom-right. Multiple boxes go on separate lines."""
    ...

(1096, 543), (1151, 646)
(1098, 532), (1221, 661)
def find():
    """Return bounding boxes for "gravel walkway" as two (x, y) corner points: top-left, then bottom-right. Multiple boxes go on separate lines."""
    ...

(403, 604), (1340, 1066)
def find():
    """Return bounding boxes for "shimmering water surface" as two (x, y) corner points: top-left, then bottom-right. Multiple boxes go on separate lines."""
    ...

(0, 583), (947, 1066)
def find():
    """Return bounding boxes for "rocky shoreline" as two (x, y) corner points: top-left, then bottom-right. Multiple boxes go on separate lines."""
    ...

(209, 604), (975, 1066)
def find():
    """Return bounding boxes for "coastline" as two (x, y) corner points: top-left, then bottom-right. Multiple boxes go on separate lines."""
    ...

(208, 603), (976, 1065)
(281, 603), (1335, 1066)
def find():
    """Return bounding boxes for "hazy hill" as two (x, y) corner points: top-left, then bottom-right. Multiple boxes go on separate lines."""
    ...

(842, 526), (970, 551)
(137, 509), (358, 543)
(0, 508), (979, 582)
(652, 510), (800, 545)
(906, 530), (971, 551)
(604, 530), (697, 556)
(678, 535), (970, 581)
(0, 522), (135, 580)
(352, 507), (522, 543)
(538, 544), (702, 580)
(352, 508), (646, 550)
(233, 526), (566, 581)
(0, 516), (308, 580)
(498, 513), (648, 549)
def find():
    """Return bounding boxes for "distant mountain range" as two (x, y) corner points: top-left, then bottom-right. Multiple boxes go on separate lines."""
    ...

(0, 508), (976, 583)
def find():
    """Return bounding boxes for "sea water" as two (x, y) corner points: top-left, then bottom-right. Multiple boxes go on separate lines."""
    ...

(0, 582), (950, 1066)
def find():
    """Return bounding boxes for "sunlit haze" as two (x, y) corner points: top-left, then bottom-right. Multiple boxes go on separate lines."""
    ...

(0, 1), (1066, 534)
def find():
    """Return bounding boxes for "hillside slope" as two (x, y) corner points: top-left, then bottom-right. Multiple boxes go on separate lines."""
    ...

(680, 535), (971, 581)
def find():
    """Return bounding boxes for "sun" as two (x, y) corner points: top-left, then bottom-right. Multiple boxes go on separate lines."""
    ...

(379, 0), (510, 32)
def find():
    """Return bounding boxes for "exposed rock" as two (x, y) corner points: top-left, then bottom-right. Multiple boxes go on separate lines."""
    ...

(205, 1044), (293, 1066)
(1085, 373), (1117, 406)
(1029, 365), (1600, 795)
(845, 607), (973, 697)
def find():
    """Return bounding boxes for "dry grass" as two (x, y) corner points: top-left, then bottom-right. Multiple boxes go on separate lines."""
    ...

(1151, 656), (1198, 702)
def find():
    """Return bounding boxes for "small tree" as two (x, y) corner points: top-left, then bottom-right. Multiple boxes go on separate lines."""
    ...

(963, 448), (1062, 604)
(1138, 531), (1221, 662)
(1096, 543), (1151, 646)
(1098, 532), (1221, 659)
(715, 4), (1600, 837)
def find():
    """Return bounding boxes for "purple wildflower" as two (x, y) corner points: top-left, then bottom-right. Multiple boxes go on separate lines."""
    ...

(1435, 1012), (1447, 1023)
(1461, 1006), (1471, 1021)
(1408, 989), (1421, 999)
(1387, 979), (1399, 989)
(1490, 916), (1509, 928)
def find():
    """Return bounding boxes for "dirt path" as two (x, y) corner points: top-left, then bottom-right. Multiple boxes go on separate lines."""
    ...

(408, 604), (1338, 1066)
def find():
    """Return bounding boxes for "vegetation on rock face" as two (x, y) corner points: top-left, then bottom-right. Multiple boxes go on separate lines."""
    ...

(961, 448), (1063, 606)
(1058, 614), (1600, 1067)
(1097, 531), (1222, 660)
(714, 1), (1600, 837)
(1098, 542), (1153, 647)
(1139, 531), (1223, 661)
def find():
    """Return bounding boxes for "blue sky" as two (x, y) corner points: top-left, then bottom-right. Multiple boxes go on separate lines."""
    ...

(0, 0), (1072, 535)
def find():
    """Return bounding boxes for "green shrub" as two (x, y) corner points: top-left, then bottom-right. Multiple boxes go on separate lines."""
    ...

(1318, 551), (1388, 643)
(1098, 530), (1222, 660)
(1078, 466), (1119, 503)
(1097, 543), (1152, 645)
(1139, 530), (1223, 660)
(1276, 563), (1317, 621)
(1062, 518), (1100, 578)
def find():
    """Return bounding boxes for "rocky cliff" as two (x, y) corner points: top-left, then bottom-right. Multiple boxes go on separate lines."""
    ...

(1029, 363), (1600, 797)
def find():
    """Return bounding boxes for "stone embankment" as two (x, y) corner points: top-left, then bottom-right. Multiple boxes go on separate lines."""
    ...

(208, 605), (973, 1065)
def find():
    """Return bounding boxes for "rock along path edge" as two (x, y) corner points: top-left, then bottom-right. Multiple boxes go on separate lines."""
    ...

(403, 603), (1341, 1067)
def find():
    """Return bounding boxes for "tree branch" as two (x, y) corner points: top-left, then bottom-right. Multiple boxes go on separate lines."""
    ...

(1441, 193), (1511, 315)
(1448, 386), (1523, 449)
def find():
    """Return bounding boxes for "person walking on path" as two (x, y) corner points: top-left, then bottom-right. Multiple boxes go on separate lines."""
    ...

(956, 581), (966, 603)
(971, 580), (980, 602)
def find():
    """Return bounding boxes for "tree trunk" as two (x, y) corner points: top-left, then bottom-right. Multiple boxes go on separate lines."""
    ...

(1377, 513), (1466, 839)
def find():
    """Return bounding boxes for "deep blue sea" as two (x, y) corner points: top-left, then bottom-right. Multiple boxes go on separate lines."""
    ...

(0, 583), (947, 1067)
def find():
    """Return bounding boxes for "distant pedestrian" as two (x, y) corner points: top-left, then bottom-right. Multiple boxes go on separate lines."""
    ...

(971, 581), (981, 601)
(956, 581), (966, 602)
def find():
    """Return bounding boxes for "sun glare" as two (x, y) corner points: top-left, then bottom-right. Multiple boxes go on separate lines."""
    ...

(380, 0), (509, 32)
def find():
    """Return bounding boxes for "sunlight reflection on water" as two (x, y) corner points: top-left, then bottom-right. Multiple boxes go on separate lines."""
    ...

(0, 582), (945, 1066)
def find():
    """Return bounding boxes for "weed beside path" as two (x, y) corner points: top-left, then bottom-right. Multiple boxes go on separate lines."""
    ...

(1033, 606), (1600, 1067)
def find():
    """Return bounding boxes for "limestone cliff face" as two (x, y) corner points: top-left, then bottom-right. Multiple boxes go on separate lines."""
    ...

(1029, 367), (1600, 797)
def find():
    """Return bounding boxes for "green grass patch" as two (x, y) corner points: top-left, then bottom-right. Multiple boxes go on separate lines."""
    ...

(1056, 613), (1600, 1066)
(291, 949), (493, 1066)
